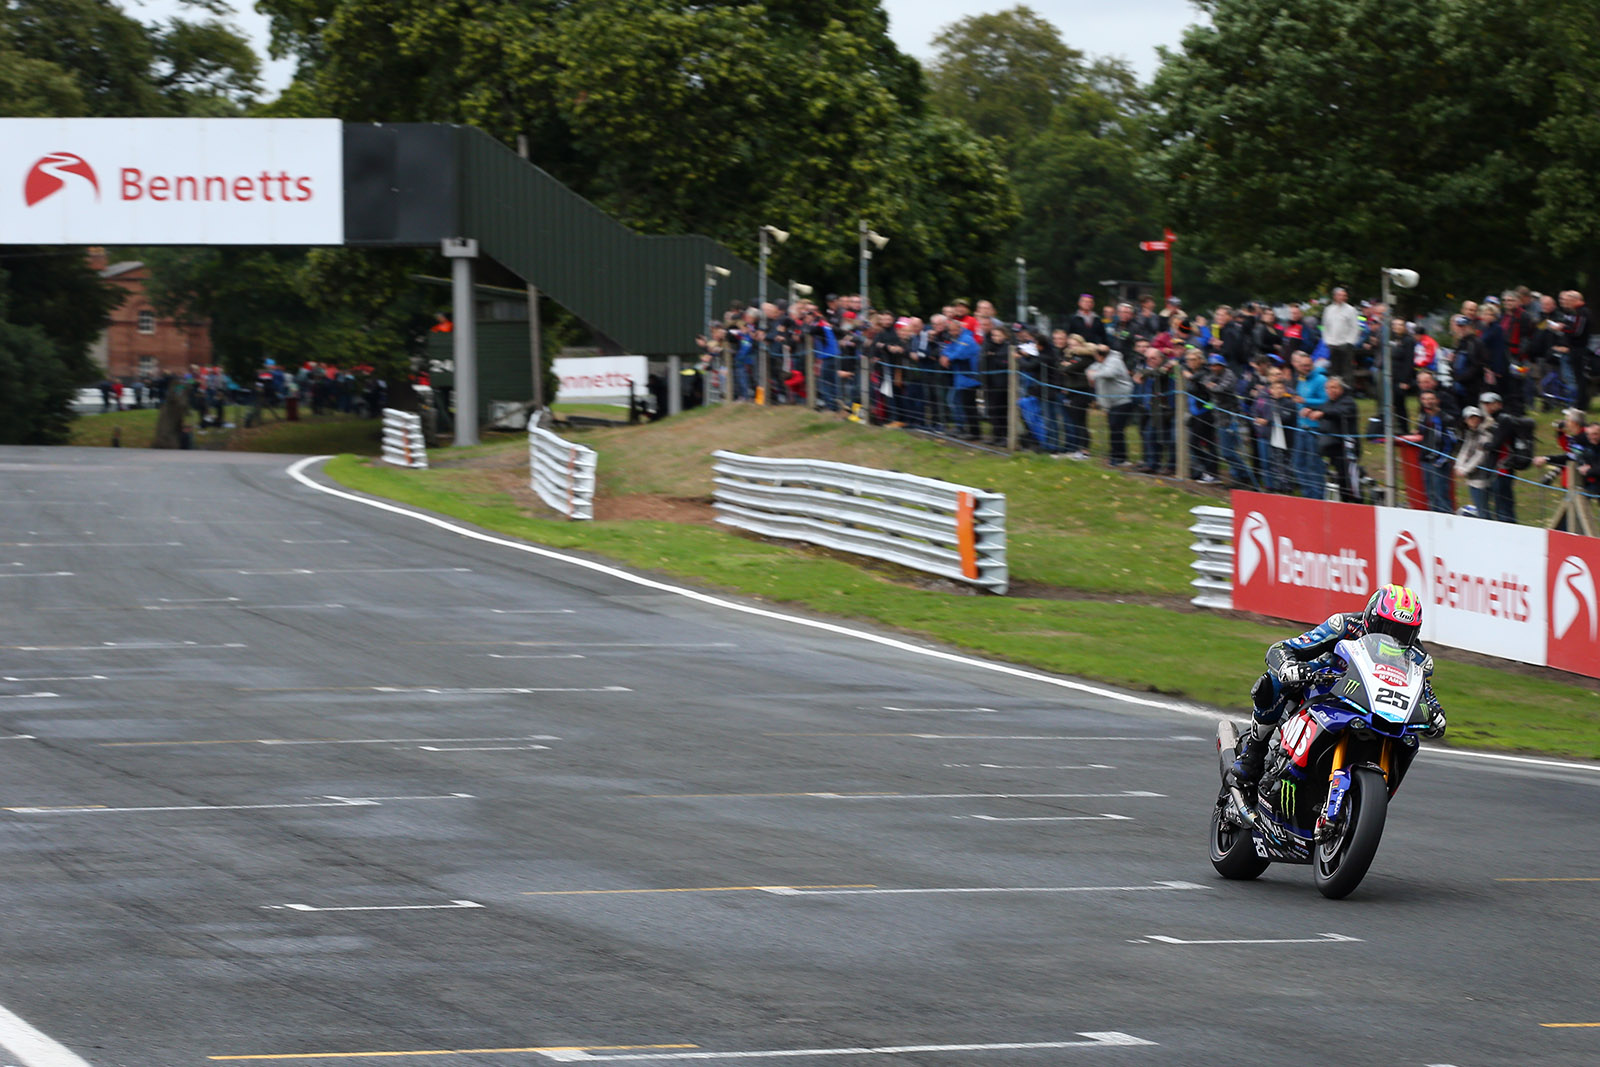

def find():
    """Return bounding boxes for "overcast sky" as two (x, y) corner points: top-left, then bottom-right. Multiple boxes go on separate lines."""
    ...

(127, 0), (1205, 99)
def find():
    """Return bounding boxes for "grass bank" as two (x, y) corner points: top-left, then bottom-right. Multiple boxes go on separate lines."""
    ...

(321, 405), (1600, 759)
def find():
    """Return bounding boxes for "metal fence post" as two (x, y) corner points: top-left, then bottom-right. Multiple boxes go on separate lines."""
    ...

(668, 356), (682, 416)
(859, 345), (871, 423)
(805, 335), (817, 410)
(1174, 372), (1190, 480)
(1006, 344), (1020, 453)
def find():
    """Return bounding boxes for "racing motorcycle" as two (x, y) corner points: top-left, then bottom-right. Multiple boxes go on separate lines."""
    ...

(1208, 633), (1435, 899)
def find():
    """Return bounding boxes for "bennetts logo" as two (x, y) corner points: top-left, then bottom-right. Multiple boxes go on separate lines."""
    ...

(1389, 530), (1425, 593)
(1552, 556), (1597, 641)
(24, 152), (99, 206)
(1238, 511), (1274, 586)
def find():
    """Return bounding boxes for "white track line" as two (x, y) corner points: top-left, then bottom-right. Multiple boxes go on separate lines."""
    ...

(769, 881), (1203, 897)
(284, 457), (1600, 778)
(264, 899), (482, 913)
(1139, 932), (1361, 946)
(0, 998), (95, 1066)
(538, 1034), (1155, 1062)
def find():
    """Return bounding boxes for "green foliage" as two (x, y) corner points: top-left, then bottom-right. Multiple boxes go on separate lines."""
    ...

(0, 275), (78, 445)
(1, 0), (259, 117)
(924, 5), (1162, 308)
(1147, 0), (1576, 302)
(256, 0), (1011, 314)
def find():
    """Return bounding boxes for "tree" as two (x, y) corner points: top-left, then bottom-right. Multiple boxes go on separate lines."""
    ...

(926, 6), (1086, 148)
(257, 0), (1012, 315)
(924, 6), (1161, 310)
(1147, 0), (1564, 303)
(0, 274), (78, 446)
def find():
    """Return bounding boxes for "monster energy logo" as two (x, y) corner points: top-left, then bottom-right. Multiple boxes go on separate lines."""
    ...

(1278, 778), (1298, 812)
(1344, 679), (1361, 695)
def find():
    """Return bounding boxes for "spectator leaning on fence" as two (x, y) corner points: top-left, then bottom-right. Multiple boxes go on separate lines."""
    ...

(1415, 390), (1459, 514)
(1088, 337), (1135, 467)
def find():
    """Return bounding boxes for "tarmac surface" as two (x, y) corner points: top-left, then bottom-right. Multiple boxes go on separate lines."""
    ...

(0, 445), (1597, 1067)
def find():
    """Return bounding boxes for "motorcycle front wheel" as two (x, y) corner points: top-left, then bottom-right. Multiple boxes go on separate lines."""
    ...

(1313, 765), (1388, 899)
(1209, 791), (1269, 880)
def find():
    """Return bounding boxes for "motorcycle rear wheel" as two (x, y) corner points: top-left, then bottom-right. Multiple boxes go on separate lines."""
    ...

(1209, 792), (1269, 879)
(1313, 765), (1388, 899)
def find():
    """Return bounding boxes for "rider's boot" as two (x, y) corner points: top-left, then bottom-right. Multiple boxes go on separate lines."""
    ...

(1230, 724), (1270, 786)
(1229, 672), (1282, 786)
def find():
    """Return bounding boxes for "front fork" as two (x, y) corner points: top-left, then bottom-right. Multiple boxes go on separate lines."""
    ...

(1317, 735), (1392, 840)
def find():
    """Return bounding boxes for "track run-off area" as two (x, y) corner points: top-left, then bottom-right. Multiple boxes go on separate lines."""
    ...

(0, 445), (1597, 1067)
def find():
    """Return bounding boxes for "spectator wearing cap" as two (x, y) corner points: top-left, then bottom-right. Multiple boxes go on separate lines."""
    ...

(1449, 313), (1488, 406)
(1454, 405), (1498, 516)
(1414, 390), (1458, 513)
(1322, 287), (1361, 381)
(1479, 392), (1522, 524)
(1202, 351), (1253, 487)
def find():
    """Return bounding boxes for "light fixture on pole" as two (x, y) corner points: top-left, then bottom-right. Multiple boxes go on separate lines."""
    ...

(1380, 266), (1419, 507)
(788, 280), (813, 307)
(757, 225), (789, 405)
(859, 221), (888, 323)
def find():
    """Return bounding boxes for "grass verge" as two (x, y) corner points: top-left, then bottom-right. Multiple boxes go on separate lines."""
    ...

(68, 409), (382, 455)
(324, 445), (1600, 760)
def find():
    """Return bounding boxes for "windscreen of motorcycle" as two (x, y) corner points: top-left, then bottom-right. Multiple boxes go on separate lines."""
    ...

(1343, 634), (1427, 726)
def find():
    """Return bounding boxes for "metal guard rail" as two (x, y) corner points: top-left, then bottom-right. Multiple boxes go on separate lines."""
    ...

(1189, 504), (1234, 610)
(711, 450), (1007, 593)
(529, 425), (598, 520)
(380, 408), (427, 469)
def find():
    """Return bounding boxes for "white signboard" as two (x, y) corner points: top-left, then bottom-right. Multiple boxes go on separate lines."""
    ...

(554, 355), (648, 402)
(1374, 506), (1548, 664)
(0, 118), (343, 245)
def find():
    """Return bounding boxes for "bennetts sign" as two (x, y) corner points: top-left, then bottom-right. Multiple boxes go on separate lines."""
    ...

(2, 118), (343, 245)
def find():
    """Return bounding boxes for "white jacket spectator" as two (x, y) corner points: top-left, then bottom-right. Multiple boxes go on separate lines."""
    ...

(1322, 293), (1361, 347)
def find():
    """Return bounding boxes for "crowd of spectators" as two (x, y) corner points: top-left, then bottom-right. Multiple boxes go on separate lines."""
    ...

(696, 284), (1600, 523)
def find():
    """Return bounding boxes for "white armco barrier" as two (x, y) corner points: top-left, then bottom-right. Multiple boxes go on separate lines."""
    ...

(711, 450), (1008, 594)
(529, 425), (598, 520)
(380, 408), (427, 469)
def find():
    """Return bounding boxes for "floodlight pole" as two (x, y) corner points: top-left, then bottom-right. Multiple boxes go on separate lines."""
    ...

(442, 237), (479, 446)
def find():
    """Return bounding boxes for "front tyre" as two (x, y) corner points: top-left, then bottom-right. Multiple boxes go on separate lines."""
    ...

(1313, 765), (1388, 899)
(1209, 791), (1269, 880)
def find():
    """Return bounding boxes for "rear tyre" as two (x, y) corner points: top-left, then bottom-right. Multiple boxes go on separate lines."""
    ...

(1209, 792), (1269, 880)
(1313, 765), (1388, 899)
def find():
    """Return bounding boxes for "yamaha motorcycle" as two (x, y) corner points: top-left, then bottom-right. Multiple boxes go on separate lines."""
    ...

(1209, 633), (1434, 899)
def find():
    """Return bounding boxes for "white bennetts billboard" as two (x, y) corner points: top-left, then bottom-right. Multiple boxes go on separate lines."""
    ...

(0, 118), (342, 245)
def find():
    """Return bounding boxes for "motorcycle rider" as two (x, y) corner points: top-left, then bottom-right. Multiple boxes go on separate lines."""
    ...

(1230, 583), (1447, 786)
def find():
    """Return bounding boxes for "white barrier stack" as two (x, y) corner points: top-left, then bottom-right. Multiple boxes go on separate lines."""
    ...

(1188, 505), (1234, 610)
(529, 425), (598, 520)
(711, 450), (1008, 594)
(380, 408), (428, 469)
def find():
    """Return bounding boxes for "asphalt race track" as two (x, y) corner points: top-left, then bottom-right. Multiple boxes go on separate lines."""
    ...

(0, 446), (1597, 1067)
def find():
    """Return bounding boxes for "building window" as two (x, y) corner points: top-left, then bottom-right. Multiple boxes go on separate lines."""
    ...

(137, 309), (155, 335)
(137, 355), (158, 378)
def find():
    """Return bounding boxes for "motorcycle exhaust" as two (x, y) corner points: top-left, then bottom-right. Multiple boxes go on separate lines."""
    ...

(1216, 719), (1271, 841)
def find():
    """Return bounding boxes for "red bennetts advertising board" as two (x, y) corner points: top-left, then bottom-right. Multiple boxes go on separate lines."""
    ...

(1231, 491), (1376, 625)
(1547, 530), (1600, 678)
(1231, 491), (1600, 682)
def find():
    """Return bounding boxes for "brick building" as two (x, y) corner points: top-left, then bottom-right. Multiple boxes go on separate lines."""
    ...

(88, 248), (212, 380)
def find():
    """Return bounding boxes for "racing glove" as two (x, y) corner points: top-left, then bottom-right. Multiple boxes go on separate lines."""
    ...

(1421, 689), (1447, 738)
(1273, 660), (1309, 688)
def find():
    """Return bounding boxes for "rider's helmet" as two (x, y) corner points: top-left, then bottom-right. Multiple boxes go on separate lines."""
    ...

(1363, 583), (1423, 648)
